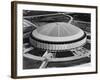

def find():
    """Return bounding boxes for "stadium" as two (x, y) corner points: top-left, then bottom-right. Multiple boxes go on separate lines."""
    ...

(23, 11), (91, 69)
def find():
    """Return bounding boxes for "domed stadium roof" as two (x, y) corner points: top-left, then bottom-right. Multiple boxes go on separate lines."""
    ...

(30, 22), (86, 51)
(32, 22), (84, 42)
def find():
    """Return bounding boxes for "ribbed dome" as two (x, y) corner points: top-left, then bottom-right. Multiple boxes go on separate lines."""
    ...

(30, 22), (86, 51)
(37, 22), (82, 37)
(32, 22), (84, 42)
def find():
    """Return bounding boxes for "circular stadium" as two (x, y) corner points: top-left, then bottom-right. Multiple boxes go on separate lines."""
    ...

(30, 22), (86, 51)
